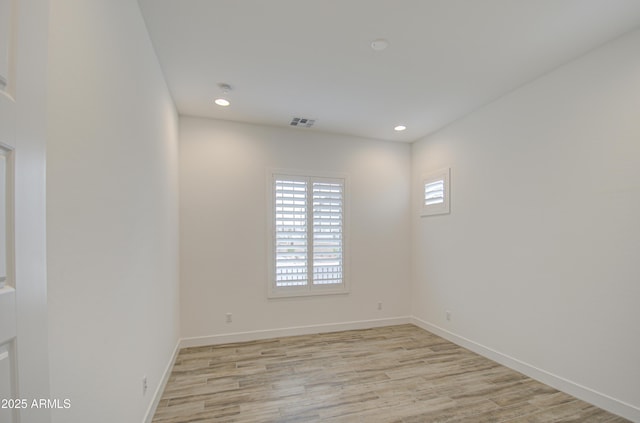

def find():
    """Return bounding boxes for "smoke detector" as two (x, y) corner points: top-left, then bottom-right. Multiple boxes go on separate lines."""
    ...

(371, 39), (389, 51)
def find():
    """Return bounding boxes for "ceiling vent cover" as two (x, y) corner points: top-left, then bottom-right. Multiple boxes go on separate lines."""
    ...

(290, 117), (316, 128)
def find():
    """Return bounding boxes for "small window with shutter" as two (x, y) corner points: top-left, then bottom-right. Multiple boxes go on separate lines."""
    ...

(268, 170), (348, 298)
(421, 168), (450, 216)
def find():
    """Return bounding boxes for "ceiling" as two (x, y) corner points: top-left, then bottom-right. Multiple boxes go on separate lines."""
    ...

(138, 0), (640, 142)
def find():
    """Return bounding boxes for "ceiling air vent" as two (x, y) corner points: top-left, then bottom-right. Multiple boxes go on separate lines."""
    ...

(290, 117), (316, 128)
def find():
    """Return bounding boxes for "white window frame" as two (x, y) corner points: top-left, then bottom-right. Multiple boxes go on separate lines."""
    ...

(267, 169), (349, 298)
(421, 167), (450, 216)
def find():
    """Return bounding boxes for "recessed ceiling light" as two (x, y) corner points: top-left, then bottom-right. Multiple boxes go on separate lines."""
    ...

(371, 39), (389, 51)
(214, 83), (232, 106)
(394, 125), (407, 131)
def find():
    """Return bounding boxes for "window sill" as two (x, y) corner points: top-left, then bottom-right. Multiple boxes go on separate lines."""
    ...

(268, 287), (350, 299)
(0, 285), (15, 297)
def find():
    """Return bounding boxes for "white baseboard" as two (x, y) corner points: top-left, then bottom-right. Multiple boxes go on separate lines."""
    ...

(179, 316), (412, 348)
(143, 339), (181, 423)
(411, 317), (640, 423)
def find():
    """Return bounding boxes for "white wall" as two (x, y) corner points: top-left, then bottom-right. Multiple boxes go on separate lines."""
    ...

(411, 29), (640, 420)
(180, 117), (411, 340)
(46, 1), (179, 422)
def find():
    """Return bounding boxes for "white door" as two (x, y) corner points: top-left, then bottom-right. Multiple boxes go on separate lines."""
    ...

(0, 0), (19, 421)
(1, 0), (50, 422)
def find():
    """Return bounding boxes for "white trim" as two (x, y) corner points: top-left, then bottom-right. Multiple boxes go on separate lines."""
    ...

(411, 317), (640, 422)
(0, 144), (14, 291)
(143, 339), (181, 423)
(180, 317), (411, 348)
(268, 168), (350, 180)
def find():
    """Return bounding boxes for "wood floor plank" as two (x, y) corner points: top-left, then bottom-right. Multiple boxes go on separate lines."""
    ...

(152, 325), (630, 423)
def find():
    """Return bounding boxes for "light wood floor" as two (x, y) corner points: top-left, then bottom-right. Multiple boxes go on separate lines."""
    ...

(152, 324), (629, 423)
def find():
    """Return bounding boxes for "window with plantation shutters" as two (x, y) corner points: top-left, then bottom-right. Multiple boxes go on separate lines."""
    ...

(424, 180), (444, 206)
(268, 171), (348, 297)
(421, 167), (450, 216)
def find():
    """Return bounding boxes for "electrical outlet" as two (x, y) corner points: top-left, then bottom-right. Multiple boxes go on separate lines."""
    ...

(142, 376), (148, 395)
(446, 310), (451, 321)
(377, 302), (383, 311)
(225, 313), (232, 323)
